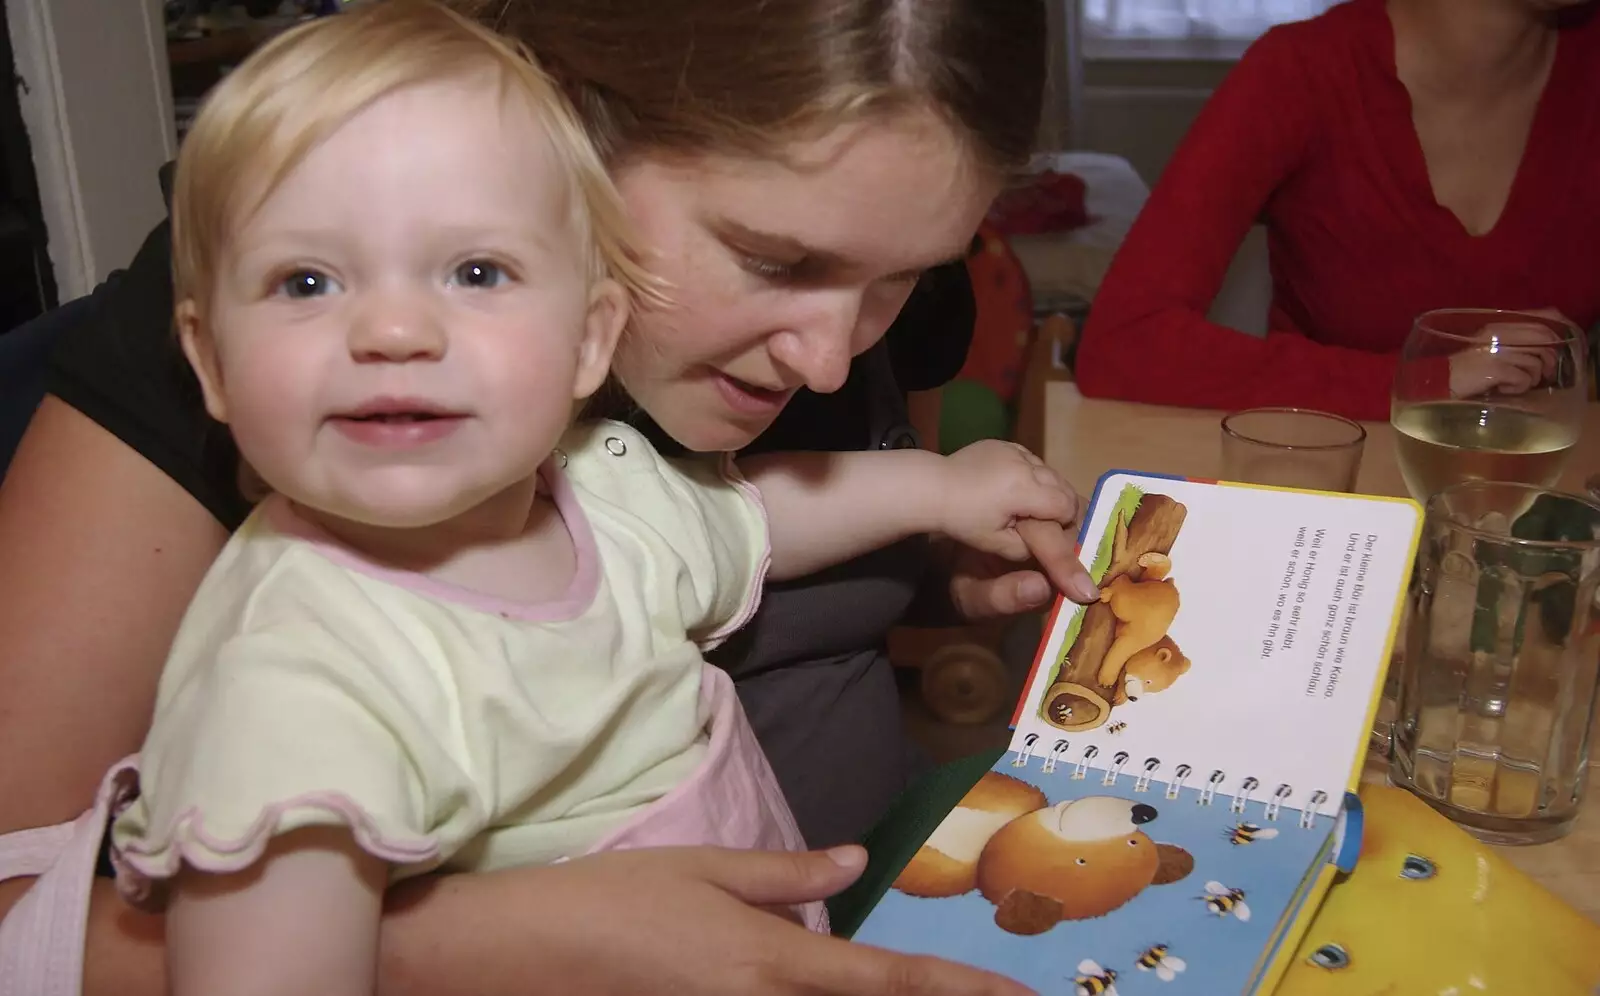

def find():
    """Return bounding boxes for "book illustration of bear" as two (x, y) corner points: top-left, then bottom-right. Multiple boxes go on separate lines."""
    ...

(893, 772), (1195, 935)
(1040, 491), (1193, 733)
(1095, 551), (1191, 702)
(1112, 635), (1192, 705)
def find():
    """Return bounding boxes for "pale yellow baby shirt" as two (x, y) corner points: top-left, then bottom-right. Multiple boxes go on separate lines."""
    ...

(111, 421), (768, 885)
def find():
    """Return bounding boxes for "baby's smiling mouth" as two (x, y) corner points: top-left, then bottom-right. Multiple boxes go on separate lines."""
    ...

(331, 397), (466, 423)
(327, 397), (469, 446)
(344, 412), (446, 423)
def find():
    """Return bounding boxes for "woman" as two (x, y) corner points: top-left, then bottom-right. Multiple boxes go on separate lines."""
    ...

(1074, 0), (1600, 422)
(0, 1), (1088, 993)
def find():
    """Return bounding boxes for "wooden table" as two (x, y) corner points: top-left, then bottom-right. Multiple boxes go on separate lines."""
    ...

(1042, 381), (1600, 920)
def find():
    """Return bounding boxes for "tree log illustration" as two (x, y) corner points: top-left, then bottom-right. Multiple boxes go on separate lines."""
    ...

(1041, 494), (1188, 732)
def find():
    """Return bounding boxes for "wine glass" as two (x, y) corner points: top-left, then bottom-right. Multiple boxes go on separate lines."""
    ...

(1391, 308), (1588, 503)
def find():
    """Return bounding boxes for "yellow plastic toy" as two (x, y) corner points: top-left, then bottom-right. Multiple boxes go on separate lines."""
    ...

(1277, 784), (1600, 995)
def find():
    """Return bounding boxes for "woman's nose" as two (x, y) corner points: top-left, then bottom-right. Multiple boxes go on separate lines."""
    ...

(769, 293), (868, 394)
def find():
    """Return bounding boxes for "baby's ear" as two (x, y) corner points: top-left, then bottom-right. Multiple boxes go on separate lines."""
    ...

(176, 300), (229, 424)
(573, 278), (627, 401)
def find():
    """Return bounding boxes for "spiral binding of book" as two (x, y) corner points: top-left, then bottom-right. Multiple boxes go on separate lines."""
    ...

(1011, 732), (1331, 830)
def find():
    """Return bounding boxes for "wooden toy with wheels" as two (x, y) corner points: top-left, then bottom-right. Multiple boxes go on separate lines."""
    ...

(888, 624), (1014, 726)
(919, 643), (1009, 727)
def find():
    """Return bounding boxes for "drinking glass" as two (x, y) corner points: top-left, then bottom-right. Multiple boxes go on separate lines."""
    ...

(1390, 481), (1600, 844)
(1391, 309), (1588, 504)
(1219, 407), (1366, 493)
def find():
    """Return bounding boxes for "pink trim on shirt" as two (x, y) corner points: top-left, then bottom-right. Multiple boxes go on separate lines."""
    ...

(261, 457), (601, 622)
(112, 789), (442, 906)
(700, 453), (773, 650)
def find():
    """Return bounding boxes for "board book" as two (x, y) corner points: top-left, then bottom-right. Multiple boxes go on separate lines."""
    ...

(851, 471), (1423, 995)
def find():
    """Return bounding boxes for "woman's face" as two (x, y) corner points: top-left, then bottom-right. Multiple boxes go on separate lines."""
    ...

(612, 105), (1001, 452)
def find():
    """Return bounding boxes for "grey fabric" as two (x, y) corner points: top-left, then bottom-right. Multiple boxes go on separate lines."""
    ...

(709, 342), (934, 848)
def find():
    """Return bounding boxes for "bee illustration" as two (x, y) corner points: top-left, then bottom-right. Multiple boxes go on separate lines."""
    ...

(1135, 944), (1187, 982)
(1072, 959), (1118, 996)
(1201, 880), (1251, 921)
(1106, 722), (1128, 735)
(1224, 822), (1280, 846)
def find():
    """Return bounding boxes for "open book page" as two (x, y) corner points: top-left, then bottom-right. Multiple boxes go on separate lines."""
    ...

(1012, 472), (1421, 819)
(852, 761), (1342, 995)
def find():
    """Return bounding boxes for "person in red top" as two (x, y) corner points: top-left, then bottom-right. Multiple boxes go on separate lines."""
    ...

(1075, 0), (1600, 422)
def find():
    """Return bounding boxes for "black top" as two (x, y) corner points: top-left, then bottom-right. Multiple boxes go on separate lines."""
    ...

(48, 178), (975, 848)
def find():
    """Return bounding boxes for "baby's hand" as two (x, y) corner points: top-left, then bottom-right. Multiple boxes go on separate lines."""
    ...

(938, 440), (1082, 561)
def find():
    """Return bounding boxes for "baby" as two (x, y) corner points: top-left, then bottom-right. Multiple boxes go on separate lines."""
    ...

(103, 3), (1084, 993)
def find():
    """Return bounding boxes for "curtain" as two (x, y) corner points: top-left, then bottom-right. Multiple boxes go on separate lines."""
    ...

(1082, 0), (1336, 39)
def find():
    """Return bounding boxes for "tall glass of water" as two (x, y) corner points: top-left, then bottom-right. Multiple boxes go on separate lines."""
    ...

(1391, 309), (1588, 502)
(1390, 481), (1600, 844)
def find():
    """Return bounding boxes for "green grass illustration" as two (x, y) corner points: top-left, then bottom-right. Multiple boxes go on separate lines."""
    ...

(1036, 484), (1145, 713)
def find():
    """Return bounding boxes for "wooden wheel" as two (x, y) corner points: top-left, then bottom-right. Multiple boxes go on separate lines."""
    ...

(920, 643), (1009, 726)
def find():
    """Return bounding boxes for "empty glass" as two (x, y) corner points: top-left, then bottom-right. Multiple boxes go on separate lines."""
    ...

(1220, 407), (1367, 493)
(1391, 481), (1600, 844)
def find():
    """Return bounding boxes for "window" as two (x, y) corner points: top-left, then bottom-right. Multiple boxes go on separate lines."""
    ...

(1081, 0), (1336, 58)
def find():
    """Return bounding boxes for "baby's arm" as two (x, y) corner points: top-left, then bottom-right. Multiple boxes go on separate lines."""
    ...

(167, 827), (386, 996)
(740, 449), (946, 580)
(741, 440), (1080, 581)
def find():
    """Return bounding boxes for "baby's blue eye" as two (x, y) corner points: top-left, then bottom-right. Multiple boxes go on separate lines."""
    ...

(277, 269), (338, 299)
(452, 260), (507, 288)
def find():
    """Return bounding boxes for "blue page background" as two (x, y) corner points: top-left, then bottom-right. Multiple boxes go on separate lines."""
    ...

(853, 760), (1336, 995)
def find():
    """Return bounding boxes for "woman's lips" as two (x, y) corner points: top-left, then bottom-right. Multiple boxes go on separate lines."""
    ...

(712, 371), (793, 417)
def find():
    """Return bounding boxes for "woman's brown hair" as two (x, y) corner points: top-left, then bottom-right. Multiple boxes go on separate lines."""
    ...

(461, 0), (1048, 173)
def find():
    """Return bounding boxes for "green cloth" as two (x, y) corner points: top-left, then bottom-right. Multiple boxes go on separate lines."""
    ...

(937, 379), (1010, 455)
(828, 745), (1007, 938)
(1468, 491), (1599, 654)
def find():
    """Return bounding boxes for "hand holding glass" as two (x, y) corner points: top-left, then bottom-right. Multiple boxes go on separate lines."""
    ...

(1392, 309), (1588, 502)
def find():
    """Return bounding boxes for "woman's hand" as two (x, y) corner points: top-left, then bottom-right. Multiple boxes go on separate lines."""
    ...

(1447, 309), (1568, 398)
(946, 518), (1098, 622)
(381, 845), (1036, 996)
(930, 438), (1099, 621)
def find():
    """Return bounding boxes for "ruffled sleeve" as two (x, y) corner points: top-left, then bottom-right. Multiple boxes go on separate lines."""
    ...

(110, 624), (456, 906)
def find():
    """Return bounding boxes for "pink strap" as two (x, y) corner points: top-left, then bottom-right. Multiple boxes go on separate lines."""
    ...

(0, 757), (137, 996)
(583, 667), (828, 933)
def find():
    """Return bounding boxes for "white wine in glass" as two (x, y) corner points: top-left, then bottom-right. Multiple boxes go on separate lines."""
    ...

(1391, 309), (1587, 503)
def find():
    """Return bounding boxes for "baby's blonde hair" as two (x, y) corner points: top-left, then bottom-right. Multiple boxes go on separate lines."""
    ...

(171, 0), (656, 312)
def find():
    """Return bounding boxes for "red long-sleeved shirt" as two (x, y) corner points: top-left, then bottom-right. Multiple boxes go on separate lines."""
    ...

(1075, 0), (1600, 421)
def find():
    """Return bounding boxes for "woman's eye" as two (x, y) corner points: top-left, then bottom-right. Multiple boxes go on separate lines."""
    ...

(451, 260), (509, 289)
(740, 253), (801, 281)
(275, 269), (340, 299)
